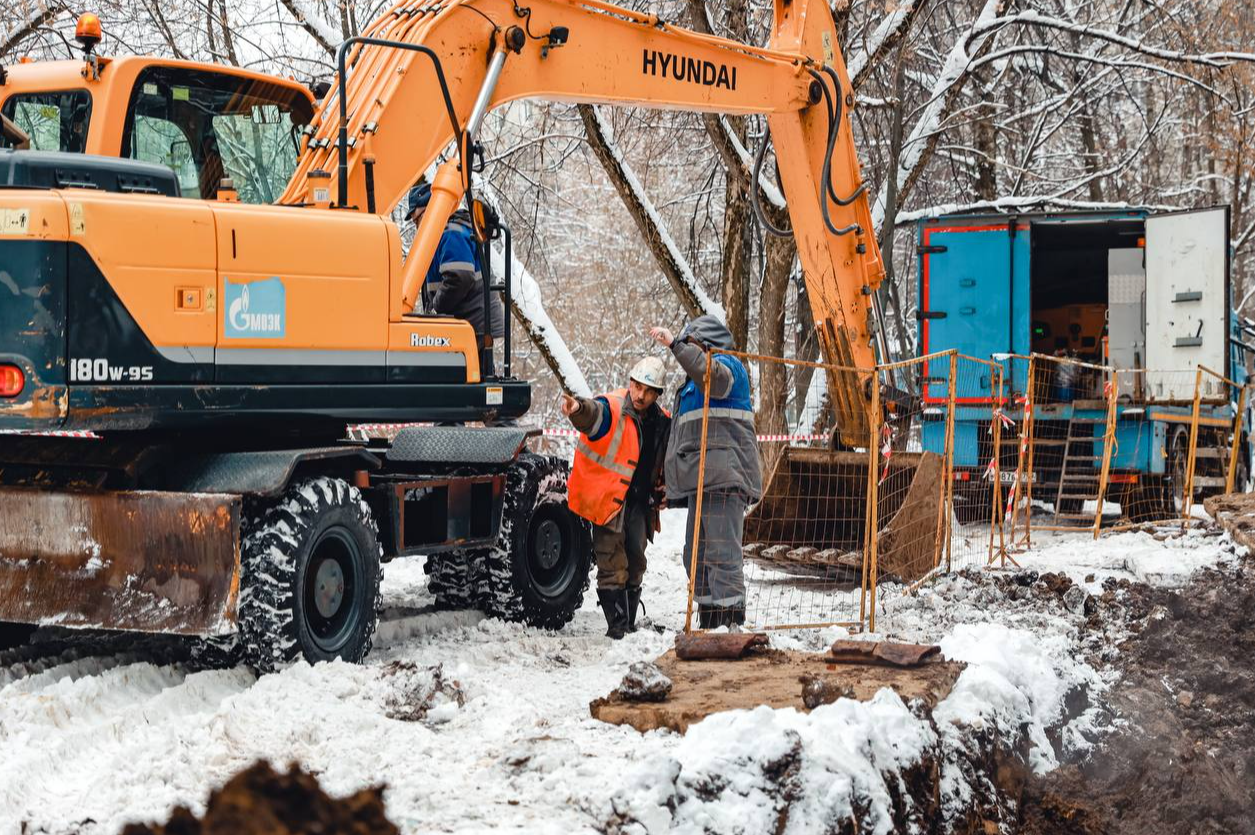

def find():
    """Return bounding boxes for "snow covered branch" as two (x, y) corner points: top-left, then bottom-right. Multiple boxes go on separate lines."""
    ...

(972, 45), (1232, 103)
(577, 104), (723, 321)
(0, 3), (64, 59)
(489, 243), (591, 398)
(278, 0), (341, 56)
(871, 0), (1005, 233)
(846, 0), (929, 90)
(972, 11), (1255, 68)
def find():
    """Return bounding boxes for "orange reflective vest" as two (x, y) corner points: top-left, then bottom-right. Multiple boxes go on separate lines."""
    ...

(568, 389), (640, 526)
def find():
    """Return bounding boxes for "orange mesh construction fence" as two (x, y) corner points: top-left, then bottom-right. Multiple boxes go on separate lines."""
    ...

(679, 348), (969, 633)
(664, 346), (1247, 635)
(683, 349), (880, 632)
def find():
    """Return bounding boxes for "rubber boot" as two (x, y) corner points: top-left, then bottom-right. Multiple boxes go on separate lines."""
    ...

(626, 585), (643, 633)
(597, 588), (629, 640)
(705, 604), (747, 630)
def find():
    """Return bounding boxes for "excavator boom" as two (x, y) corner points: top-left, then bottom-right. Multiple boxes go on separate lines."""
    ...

(283, 0), (886, 439)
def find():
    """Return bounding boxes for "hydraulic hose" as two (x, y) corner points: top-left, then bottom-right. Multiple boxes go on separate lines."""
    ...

(750, 119), (793, 239)
(807, 67), (861, 237)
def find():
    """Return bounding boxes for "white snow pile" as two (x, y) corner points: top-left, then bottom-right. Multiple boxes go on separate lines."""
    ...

(0, 514), (1236, 834)
(1011, 525), (1238, 588)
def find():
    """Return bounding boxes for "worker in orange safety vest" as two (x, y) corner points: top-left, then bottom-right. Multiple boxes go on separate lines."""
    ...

(561, 357), (670, 639)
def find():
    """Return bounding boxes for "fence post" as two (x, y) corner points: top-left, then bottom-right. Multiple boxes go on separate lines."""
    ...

(1092, 372), (1119, 539)
(683, 349), (714, 633)
(942, 352), (958, 572)
(1227, 384), (1248, 494)
(864, 373), (882, 633)
(1183, 366), (1204, 524)
(988, 367), (1004, 565)
(1009, 355), (1037, 548)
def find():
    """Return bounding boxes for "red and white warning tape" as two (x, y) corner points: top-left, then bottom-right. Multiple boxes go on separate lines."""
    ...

(0, 429), (101, 439)
(1, 425), (830, 444)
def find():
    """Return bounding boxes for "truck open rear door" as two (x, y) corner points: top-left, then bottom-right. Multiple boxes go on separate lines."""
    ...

(1145, 206), (1231, 401)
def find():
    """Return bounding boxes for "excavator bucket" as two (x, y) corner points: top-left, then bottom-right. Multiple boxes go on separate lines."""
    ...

(0, 488), (241, 636)
(744, 448), (945, 584)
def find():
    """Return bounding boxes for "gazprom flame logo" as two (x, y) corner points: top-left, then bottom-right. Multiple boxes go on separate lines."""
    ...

(224, 277), (285, 339)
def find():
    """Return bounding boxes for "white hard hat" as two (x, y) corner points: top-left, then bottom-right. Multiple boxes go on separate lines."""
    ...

(629, 356), (667, 391)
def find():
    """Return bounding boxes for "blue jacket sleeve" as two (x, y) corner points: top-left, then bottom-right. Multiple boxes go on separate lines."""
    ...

(429, 232), (480, 315)
(585, 396), (613, 442)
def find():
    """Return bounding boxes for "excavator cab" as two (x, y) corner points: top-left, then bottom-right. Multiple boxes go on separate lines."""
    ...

(0, 54), (315, 204)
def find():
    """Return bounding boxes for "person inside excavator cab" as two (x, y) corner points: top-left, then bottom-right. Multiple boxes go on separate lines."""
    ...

(406, 181), (505, 376)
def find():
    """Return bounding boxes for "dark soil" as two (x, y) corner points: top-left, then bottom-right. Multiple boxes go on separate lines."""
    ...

(120, 761), (399, 835)
(1019, 562), (1255, 834)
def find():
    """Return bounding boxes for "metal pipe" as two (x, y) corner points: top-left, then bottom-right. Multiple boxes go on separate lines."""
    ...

(503, 226), (513, 379)
(466, 48), (509, 140)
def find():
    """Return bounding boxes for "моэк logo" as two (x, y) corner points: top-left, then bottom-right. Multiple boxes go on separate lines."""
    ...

(224, 276), (286, 339)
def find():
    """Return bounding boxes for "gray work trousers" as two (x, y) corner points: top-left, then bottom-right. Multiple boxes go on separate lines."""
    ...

(593, 501), (650, 590)
(682, 491), (747, 608)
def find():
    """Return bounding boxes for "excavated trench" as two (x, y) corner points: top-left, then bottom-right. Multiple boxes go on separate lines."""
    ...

(1019, 561), (1255, 834)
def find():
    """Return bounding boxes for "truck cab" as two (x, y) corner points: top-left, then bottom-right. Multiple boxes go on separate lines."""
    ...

(917, 207), (1247, 523)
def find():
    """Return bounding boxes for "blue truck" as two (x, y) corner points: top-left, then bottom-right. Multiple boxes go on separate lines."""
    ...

(915, 207), (1249, 524)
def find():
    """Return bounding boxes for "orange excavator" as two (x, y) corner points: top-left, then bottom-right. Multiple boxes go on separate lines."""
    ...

(0, 0), (927, 666)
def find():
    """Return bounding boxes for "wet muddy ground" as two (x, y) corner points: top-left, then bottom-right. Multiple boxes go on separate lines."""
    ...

(1020, 560), (1255, 834)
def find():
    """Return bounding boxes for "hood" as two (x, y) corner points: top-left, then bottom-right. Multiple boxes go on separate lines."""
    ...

(679, 314), (734, 350)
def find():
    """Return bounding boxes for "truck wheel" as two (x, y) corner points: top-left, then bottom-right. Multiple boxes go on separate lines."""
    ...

(477, 454), (593, 629)
(952, 484), (993, 525)
(239, 477), (383, 672)
(1169, 426), (1190, 514)
(0, 622), (34, 651)
(424, 549), (481, 610)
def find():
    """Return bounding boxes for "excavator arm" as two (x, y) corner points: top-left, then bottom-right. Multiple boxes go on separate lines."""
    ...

(283, 0), (886, 444)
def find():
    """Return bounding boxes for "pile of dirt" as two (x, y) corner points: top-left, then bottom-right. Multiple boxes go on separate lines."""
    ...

(590, 647), (964, 733)
(121, 761), (399, 835)
(1020, 562), (1255, 834)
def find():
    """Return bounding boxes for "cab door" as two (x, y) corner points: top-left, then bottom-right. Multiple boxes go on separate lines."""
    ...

(1144, 207), (1230, 401)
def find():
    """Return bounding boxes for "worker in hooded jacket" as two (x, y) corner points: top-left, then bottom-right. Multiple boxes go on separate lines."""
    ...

(561, 357), (671, 639)
(651, 315), (762, 629)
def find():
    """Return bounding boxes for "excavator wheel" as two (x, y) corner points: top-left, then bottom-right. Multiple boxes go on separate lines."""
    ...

(424, 549), (482, 611)
(475, 453), (593, 630)
(238, 477), (383, 672)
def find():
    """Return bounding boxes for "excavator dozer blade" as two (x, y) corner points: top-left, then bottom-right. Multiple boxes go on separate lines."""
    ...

(744, 448), (945, 584)
(0, 488), (241, 636)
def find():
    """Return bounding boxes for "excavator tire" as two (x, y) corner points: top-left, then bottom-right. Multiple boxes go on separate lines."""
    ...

(424, 549), (482, 611)
(475, 453), (593, 630)
(238, 477), (383, 672)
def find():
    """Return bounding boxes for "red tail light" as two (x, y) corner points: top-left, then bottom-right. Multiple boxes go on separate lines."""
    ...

(0, 364), (24, 397)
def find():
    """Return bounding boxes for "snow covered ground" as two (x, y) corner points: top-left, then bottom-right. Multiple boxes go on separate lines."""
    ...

(0, 511), (1239, 834)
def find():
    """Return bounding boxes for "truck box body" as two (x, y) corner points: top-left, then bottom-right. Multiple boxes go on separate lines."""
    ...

(915, 207), (1248, 517)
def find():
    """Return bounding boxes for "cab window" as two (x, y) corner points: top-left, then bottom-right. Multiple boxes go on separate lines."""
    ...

(121, 66), (313, 203)
(0, 90), (92, 152)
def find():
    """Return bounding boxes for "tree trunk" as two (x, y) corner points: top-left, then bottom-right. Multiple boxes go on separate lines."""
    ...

(756, 234), (798, 477)
(721, 187), (752, 349)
